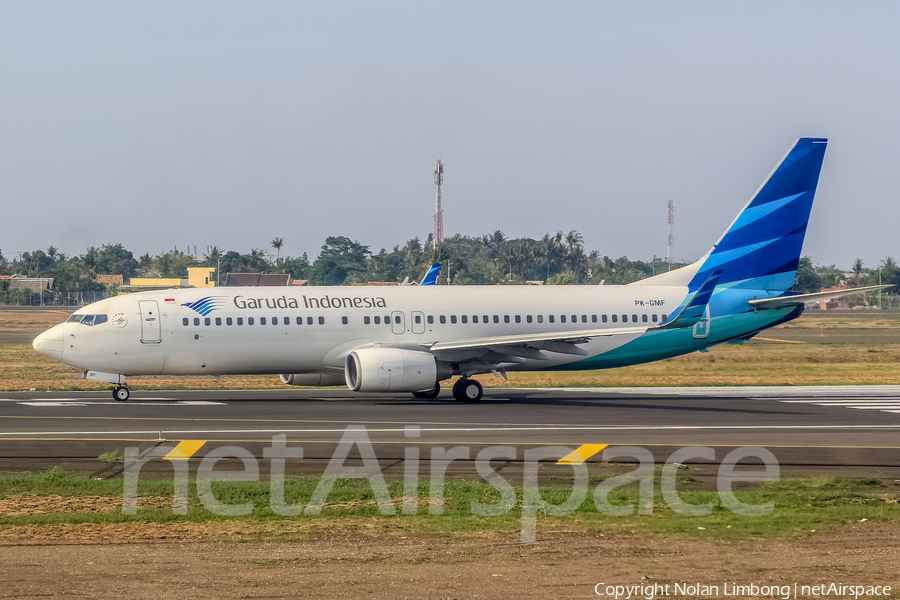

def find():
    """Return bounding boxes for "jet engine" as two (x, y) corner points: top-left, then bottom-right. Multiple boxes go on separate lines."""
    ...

(345, 348), (452, 393)
(279, 373), (347, 386)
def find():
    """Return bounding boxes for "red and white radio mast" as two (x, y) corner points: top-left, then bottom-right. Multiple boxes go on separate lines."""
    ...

(433, 159), (444, 245)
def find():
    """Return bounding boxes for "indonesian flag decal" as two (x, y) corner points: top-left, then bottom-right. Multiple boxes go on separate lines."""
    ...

(165, 298), (176, 303)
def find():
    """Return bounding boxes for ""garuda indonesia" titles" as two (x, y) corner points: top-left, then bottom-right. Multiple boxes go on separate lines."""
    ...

(233, 295), (388, 310)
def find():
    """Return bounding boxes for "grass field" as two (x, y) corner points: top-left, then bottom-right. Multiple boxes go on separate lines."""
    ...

(0, 467), (897, 541)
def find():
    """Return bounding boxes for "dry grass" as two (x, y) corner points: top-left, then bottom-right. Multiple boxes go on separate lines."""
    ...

(0, 310), (69, 330)
(783, 311), (900, 330)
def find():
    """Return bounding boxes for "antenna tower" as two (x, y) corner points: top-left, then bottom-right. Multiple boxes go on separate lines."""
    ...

(666, 199), (676, 271)
(433, 159), (444, 245)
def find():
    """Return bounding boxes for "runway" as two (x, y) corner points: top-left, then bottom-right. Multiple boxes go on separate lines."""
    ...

(2, 386), (900, 474)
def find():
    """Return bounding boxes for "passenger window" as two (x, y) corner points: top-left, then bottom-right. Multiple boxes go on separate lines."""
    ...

(622, 314), (627, 322)
(342, 316), (348, 325)
(384, 315), (390, 324)
(394, 315), (401, 324)
(440, 315), (446, 324)
(572, 315), (577, 323)
(537, 315), (543, 323)
(632, 314), (638, 323)
(183, 318), (189, 326)
(248, 317), (255, 325)
(642, 314), (648, 323)
(194, 318), (200, 326)
(549, 315), (555, 323)
(307, 317), (314, 325)
(450, 315), (457, 324)
(216, 317), (222, 326)
(651, 314), (658, 323)
(272, 317), (278, 325)
(427, 315), (434, 324)
(227, 317), (233, 326)
(296, 316), (302, 325)
(515, 315), (521, 323)
(561, 315), (566, 323)
(611, 315), (617, 323)
(582, 315), (587, 323)
(237, 317), (243, 326)
(415, 315), (422, 324)
(526, 315), (532, 323)
(493, 315), (499, 324)
(461, 315), (468, 324)
(319, 316), (325, 325)
(483, 315), (488, 323)
(602, 314), (608, 323)
(504, 315), (510, 323)
(661, 314), (668, 322)
(592, 315), (597, 323)
(364, 316), (371, 325)
(473, 315), (479, 323)
(374, 316), (381, 325)
(260, 317), (266, 325)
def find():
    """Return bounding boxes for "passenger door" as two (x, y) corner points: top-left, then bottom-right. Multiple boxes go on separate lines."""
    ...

(139, 300), (162, 344)
(391, 311), (405, 335)
(411, 311), (425, 334)
(692, 305), (710, 339)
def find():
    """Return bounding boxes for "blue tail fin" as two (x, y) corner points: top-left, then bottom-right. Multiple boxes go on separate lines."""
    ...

(688, 138), (827, 292)
(420, 263), (440, 286)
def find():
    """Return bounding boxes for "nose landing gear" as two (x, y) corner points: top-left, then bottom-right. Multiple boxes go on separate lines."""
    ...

(113, 386), (130, 402)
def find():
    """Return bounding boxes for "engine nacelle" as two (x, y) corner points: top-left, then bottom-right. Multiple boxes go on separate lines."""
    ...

(279, 373), (347, 387)
(345, 348), (452, 393)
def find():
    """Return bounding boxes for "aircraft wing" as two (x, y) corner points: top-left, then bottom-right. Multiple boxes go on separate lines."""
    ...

(426, 325), (647, 359)
(748, 285), (893, 310)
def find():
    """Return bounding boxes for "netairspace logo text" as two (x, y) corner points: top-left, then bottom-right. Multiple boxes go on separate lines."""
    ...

(594, 582), (893, 599)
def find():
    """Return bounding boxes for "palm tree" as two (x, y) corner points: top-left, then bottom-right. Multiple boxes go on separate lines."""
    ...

(271, 238), (284, 261)
(850, 258), (865, 286)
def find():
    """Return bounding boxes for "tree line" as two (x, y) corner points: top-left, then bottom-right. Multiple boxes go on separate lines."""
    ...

(1, 233), (898, 306)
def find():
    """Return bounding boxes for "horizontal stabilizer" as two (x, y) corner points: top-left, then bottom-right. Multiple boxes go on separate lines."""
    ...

(748, 285), (894, 310)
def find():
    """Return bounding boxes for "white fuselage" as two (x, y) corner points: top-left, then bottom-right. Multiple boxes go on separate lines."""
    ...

(35, 284), (688, 378)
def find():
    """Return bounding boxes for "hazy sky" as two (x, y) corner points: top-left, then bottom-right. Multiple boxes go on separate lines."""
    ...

(2, 2), (897, 268)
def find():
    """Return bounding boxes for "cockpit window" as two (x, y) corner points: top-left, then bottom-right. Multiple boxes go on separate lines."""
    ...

(66, 314), (108, 326)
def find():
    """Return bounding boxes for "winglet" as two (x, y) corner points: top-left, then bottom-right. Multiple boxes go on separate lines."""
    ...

(420, 263), (440, 286)
(657, 270), (723, 329)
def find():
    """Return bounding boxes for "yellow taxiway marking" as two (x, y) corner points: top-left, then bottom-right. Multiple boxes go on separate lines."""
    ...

(163, 440), (206, 460)
(753, 337), (806, 344)
(556, 443), (608, 465)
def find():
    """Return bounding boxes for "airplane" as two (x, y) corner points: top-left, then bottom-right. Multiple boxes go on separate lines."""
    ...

(33, 138), (891, 402)
(400, 263), (441, 286)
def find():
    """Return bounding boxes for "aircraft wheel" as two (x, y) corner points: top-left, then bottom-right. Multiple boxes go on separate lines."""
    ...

(412, 383), (441, 399)
(113, 386), (130, 402)
(453, 379), (483, 402)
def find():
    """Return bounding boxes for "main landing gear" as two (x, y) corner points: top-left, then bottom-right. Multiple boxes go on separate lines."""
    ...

(452, 378), (483, 402)
(412, 383), (441, 399)
(113, 386), (130, 402)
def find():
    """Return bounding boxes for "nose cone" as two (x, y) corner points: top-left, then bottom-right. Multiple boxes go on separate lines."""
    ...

(33, 324), (64, 362)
